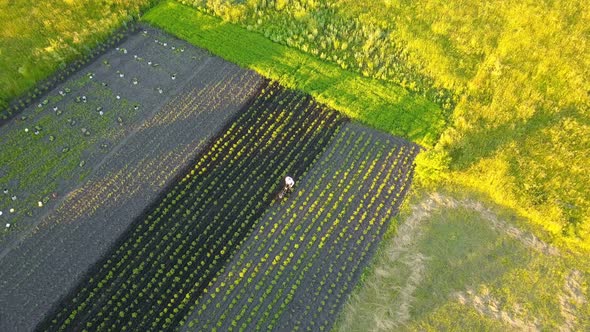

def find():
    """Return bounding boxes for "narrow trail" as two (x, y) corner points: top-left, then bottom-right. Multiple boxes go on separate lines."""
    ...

(454, 287), (541, 331)
(559, 269), (587, 332)
(393, 193), (559, 326)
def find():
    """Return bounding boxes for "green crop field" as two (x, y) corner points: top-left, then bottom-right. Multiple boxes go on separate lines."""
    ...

(0, 0), (588, 331)
(143, 1), (590, 329)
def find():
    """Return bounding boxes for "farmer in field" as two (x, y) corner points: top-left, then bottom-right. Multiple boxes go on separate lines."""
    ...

(278, 176), (295, 199)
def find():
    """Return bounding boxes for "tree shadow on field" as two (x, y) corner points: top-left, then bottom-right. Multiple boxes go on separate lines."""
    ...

(260, 39), (447, 146)
(448, 103), (584, 172)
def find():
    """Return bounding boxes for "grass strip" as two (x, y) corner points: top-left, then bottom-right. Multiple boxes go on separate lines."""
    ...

(142, 0), (446, 147)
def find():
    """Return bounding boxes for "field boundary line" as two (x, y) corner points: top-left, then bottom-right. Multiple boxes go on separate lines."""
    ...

(403, 193), (559, 256)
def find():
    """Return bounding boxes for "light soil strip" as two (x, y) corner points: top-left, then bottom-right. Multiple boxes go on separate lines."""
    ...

(559, 269), (587, 332)
(454, 287), (541, 331)
(454, 268), (588, 332)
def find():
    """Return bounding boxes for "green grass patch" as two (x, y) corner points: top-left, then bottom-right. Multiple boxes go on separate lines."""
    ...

(335, 198), (590, 331)
(142, 0), (446, 147)
(0, 0), (153, 116)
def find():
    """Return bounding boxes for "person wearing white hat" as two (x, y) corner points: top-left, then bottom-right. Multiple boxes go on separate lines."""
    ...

(285, 176), (294, 190)
(278, 176), (295, 199)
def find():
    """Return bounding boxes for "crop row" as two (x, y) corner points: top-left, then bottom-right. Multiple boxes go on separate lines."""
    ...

(185, 123), (420, 331)
(0, 76), (133, 229)
(37, 82), (345, 331)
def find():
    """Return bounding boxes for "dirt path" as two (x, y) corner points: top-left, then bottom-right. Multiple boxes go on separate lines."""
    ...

(559, 269), (587, 332)
(453, 268), (588, 332)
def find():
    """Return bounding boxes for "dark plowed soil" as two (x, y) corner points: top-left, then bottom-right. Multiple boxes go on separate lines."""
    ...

(37, 84), (345, 331)
(0, 25), (264, 332)
(183, 123), (420, 331)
